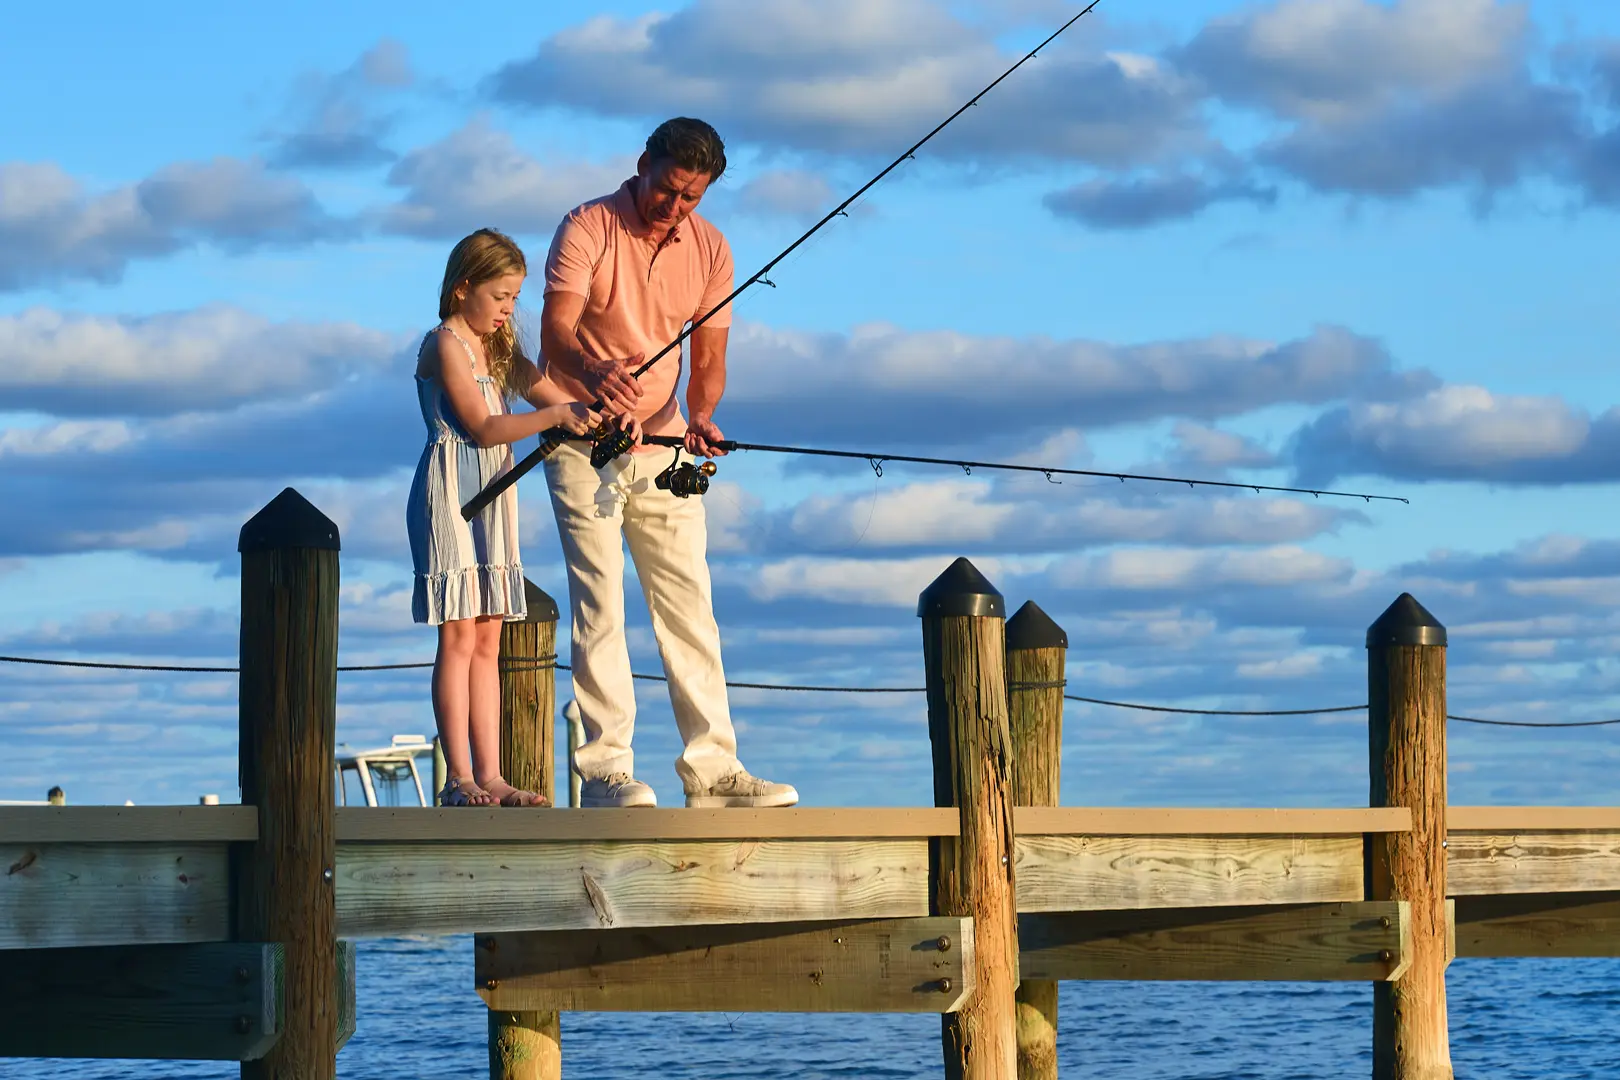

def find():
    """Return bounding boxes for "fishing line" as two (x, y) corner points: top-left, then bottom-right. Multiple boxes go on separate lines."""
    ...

(461, 1), (1107, 520)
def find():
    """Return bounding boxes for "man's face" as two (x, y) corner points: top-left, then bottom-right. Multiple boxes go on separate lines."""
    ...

(634, 155), (713, 233)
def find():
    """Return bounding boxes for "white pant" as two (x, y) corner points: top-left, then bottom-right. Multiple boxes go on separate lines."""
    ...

(543, 441), (742, 790)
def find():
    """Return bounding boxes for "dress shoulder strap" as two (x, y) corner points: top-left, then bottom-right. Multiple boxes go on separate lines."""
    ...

(435, 324), (479, 371)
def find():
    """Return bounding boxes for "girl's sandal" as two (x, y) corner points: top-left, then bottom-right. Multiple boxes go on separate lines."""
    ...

(439, 776), (495, 807)
(481, 776), (551, 808)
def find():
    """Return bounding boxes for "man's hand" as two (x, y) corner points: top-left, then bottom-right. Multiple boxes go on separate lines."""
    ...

(581, 352), (645, 416)
(685, 414), (728, 458)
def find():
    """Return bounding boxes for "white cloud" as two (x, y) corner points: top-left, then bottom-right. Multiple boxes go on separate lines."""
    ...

(1180, 0), (1528, 122)
(0, 306), (401, 416)
(380, 121), (632, 240)
(1053, 546), (1352, 591)
(491, 0), (1206, 167)
(0, 157), (341, 290)
(1291, 384), (1620, 484)
(733, 169), (836, 219)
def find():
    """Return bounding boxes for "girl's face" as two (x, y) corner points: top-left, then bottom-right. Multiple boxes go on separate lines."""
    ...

(456, 272), (524, 335)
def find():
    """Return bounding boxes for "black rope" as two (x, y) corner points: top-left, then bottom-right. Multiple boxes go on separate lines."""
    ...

(636, 435), (1407, 505)
(2, 653), (1615, 726)
(1064, 694), (1364, 717)
(1447, 714), (1620, 729)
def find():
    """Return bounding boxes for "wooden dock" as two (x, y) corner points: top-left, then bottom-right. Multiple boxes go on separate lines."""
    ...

(2, 488), (1616, 1080)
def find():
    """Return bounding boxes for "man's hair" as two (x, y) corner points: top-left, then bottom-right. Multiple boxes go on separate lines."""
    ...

(645, 118), (727, 181)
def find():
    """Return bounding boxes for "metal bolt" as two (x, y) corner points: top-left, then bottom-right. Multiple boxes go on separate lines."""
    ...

(1379, 950), (1393, 963)
(936, 978), (953, 994)
(936, 935), (952, 952)
(486, 978), (499, 991)
(323, 866), (334, 882)
(1380, 917), (1392, 930)
(234, 1015), (252, 1035)
(235, 965), (251, 984)
(1001, 855), (1008, 865)
(1440, 840), (1448, 849)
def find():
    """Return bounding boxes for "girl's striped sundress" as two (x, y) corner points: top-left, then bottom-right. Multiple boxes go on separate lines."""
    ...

(406, 325), (528, 625)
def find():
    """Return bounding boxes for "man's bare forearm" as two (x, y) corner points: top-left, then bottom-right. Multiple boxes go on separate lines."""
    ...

(539, 323), (594, 385)
(687, 326), (728, 422)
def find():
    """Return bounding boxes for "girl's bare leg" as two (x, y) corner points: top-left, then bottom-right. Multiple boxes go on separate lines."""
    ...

(467, 615), (506, 785)
(432, 618), (494, 805)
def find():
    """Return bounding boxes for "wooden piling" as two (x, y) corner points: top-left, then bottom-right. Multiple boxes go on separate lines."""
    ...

(920, 558), (1019, 1080)
(489, 580), (562, 1080)
(1366, 593), (1453, 1080)
(236, 488), (340, 1080)
(1005, 601), (1066, 1080)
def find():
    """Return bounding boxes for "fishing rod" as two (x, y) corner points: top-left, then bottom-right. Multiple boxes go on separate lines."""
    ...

(460, 0), (1105, 521)
(622, 434), (1410, 504)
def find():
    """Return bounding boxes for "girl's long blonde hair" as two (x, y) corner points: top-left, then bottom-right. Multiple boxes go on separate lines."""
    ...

(438, 228), (526, 394)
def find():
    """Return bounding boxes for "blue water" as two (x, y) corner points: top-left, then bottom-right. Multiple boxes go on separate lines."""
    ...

(7, 938), (1617, 1078)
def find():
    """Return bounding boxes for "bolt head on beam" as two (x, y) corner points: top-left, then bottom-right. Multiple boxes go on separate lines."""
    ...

(238, 487), (341, 553)
(1006, 600), (1067, 651)
(917, 557), (1005, 619)
(1366, 592), (1446, 648)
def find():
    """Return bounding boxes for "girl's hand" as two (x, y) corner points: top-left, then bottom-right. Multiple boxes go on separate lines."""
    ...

(552, 402), (600, 435)
(615, 412), (643, 447)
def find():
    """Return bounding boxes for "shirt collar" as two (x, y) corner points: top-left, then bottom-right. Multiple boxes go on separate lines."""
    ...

(614, 178), (682, 243)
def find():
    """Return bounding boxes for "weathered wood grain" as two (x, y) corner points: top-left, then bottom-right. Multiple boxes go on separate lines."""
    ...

(491, 586), (561, 1080)
(1454, 892), (1620, 957)
(335, 839), (933, 938)
(1013, 807), (1411, 836)
(475, 917), (972, 1013)
(335, 940), (357, 1050)
(334, 807), (961, 842)
(0, 942), (279, 1060)
(923, 572), (1019, 1080)
(1013, 834), (1365, 912)
(1019, 902), (1409, 982)
(1446, 831), (1620, 895)
(1006, 607), (1064, 1080)
(237, 495), (341, 1080)
(0, 806), (256, 844)
(1367, 610), (1452, 1079)
(0, 842), (230, 949)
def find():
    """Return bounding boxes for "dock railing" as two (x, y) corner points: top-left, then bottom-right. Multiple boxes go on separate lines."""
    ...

(2, 487), (1617, 1080)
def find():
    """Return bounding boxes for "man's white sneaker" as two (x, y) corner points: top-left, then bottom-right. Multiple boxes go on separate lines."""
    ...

(685, 770), (799, 808)
(579, 773), (657, 808)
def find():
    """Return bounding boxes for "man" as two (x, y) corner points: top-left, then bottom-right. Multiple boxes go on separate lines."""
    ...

(539, 117), (799, 810)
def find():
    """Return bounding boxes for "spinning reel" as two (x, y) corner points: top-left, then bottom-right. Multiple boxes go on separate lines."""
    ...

(588, 418), (638, 469)
(655, 448), (717, 498)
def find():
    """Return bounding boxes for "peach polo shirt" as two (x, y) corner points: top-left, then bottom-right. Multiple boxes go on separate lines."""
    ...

(541, 179), (735, 442)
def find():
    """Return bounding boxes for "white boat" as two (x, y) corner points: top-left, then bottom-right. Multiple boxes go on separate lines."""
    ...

(336, 735), (436, 807)
(332, 705), (585, 808)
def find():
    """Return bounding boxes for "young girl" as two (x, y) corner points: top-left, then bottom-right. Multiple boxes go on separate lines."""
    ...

(407, 228), (633, 807)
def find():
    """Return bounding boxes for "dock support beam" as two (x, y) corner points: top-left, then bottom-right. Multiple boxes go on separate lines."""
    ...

(921, 558), (1019, 1080)
(1005, 601), (1066, 1080)
(236, 488), (341, 1079)
(1367, 593), (1453, 1080)
(489, 580), (562, 1080)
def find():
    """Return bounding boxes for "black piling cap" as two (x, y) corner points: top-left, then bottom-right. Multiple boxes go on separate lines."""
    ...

(522, 579), (560, 623)
(238, 487), (340, 553)
(1006, 600), (1068, 651)
(917, 557), (1005, 619)
(1366, 592), (1446, 648)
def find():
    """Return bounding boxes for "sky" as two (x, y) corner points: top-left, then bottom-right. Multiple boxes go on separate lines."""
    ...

(2, 0), (1620, 810)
